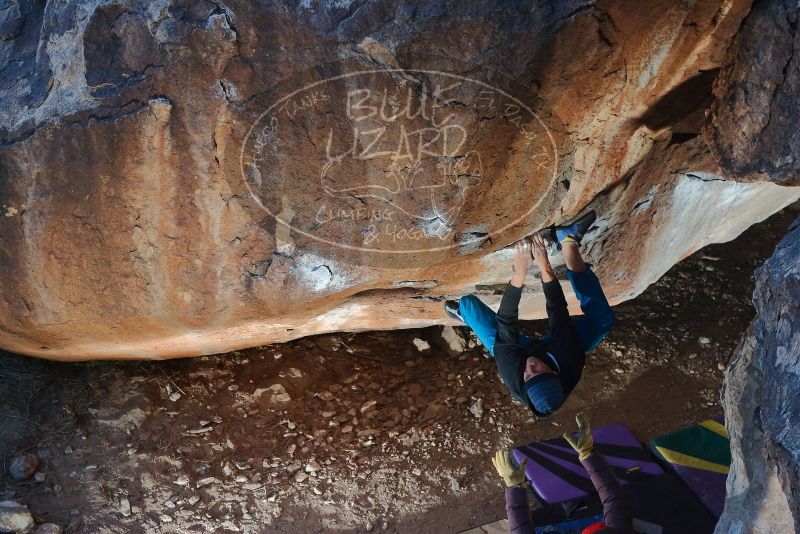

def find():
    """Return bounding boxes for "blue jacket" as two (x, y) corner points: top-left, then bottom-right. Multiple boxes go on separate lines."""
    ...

(493, 280), (585, 416)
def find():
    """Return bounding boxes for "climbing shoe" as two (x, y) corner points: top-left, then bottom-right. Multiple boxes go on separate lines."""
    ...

(444, 300), (464, 323)
(549, 210), (597, 248)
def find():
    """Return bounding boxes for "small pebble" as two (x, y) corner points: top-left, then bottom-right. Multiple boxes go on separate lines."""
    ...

(305, 460), (322, 473)
(196, 477), (217, 487)
(119, 498), (131, 517)
(35, 524), (62, 534)
(412, 338), (430, 351)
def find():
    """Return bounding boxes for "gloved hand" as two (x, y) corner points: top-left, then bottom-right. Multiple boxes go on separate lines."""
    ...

(492, 450), (528, 487)
(563, 412), (594, 461)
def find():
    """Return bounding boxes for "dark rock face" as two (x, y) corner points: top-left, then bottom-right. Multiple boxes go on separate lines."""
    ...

(1, 0), (800, 359)
(717, 216), (800, 533)
(706, 0), (800, 185)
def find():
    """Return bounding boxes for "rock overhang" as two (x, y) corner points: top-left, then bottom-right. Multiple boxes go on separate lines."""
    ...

(1, 0), (800, 360)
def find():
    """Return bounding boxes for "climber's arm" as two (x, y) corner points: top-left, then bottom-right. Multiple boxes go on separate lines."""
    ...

(505, 486), (534, 533)
(532, 234), (572, 331)
(497, 241), (534, 345)
(531, 234), (556, 283)
(565, 413), (633, 533)
(581, 452), (633, 532)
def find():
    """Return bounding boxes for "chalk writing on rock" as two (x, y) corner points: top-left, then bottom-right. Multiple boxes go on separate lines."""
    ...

(239, 65), (558, 267)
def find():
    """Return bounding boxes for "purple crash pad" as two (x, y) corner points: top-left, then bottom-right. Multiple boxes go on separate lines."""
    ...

(671, 468), (727, 519)
(512, 423), (663, 504)
(649, 417), (730, 518)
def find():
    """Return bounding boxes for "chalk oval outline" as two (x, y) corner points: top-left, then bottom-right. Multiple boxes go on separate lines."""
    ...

(239, 68), (559, 255)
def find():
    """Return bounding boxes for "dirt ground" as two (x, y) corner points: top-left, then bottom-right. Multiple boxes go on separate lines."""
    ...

(1, 208), (797, 534)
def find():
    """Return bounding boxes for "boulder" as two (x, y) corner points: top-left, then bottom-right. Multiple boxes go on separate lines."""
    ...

(8, 454), (38, 481)
(0, 0), (799, 360)
(705, 0), (800, 185)
(716, 216), (800, 533)
(0, 501), (34, 534)
(431, 326), (469, 357)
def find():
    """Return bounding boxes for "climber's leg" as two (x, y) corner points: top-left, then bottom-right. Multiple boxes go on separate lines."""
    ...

(548, 210), (597, 250)
(562, 242), (615, 352)
(458, 295), (533, 357)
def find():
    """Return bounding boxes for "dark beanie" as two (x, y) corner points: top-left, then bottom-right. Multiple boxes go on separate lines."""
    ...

(525, 374), (565, 415)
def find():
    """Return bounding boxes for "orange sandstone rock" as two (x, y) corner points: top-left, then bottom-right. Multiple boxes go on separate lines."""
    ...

(0, 0), (798, 360)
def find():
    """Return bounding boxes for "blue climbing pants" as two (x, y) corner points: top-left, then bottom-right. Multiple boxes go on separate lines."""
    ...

(459, 267), (614, 357)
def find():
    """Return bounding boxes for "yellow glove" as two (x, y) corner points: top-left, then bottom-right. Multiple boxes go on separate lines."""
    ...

(563, 412), (594, 461)
(492, 450), (527, 487)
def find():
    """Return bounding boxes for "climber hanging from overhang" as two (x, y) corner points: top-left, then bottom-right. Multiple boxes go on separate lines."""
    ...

(444, 210), (615, 417)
